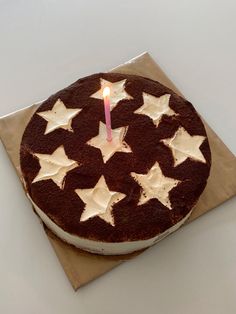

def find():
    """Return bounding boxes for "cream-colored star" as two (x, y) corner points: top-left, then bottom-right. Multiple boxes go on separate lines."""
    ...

(131, 162), (180, 209)
(90, 78), (133, 110)
(162, 127), (206, 167)
(134, 93), (176, 126)
(75, 176), (126, 226)
(37, 99), (82, 134)
(87, 122), (132, 163)
(33, 146), (79, 189)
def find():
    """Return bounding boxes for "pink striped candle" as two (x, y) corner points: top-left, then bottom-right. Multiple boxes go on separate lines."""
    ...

(103, 86), (112, 142)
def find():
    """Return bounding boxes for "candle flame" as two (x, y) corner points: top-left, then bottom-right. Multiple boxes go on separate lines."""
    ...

(103, 86), (110, 98)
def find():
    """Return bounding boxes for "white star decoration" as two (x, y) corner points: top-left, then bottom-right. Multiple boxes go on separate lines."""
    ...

(87, 122), (132, 163)
(33, 146), (79, 189)
(131, 162), (180, 209)
(75, 176), (126, 226)
(90, 78), (133, 110)
(162, 127), (206, 167)
(134, 93), (176, 126)
(37, 99), (82, 134)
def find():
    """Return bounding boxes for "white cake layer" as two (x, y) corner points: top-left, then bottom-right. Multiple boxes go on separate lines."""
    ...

(29, 195), (192, 255)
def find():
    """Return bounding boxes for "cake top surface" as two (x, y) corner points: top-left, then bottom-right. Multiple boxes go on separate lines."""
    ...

(20, 73), (211, 242)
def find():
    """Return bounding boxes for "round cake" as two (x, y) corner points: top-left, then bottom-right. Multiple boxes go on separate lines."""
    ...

(20, 73), (211, 255)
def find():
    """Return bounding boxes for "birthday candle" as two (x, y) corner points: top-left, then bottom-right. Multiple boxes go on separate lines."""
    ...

(103, 86), (112, 142)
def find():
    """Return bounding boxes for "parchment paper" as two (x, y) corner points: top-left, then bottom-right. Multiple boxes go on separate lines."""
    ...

(0, 52), (235, 290)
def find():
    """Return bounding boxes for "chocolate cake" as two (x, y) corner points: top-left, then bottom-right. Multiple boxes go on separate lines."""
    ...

(20, 73), (211, 255)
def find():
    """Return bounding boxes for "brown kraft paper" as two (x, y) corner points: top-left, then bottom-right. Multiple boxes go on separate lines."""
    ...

(0, 52), (236, 290)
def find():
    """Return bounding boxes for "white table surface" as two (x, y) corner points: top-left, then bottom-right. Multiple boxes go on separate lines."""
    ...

(0, 1), (235, 313)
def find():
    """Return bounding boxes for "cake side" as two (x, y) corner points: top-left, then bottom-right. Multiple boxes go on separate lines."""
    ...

(29, 194), (193, 255)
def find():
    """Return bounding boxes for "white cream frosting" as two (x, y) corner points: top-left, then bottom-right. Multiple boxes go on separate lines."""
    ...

(134, 93), (176, 126)
(162, 126), (206, 166)
(90, 78), (133, 111)
(87, 121), (132, 163)
(37, 99), (82, 134)
(28, 194), (192, 255)
(131, 162), (180, 209)
(75, 176), (126, 226)
(33, 145), (79, 189)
